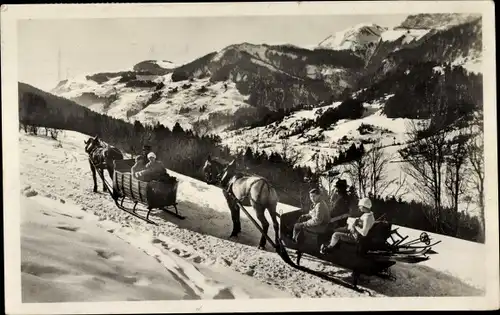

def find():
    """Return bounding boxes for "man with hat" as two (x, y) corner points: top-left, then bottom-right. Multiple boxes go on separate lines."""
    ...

(142, 145), (152, 161)
(329, 179), (359, 223)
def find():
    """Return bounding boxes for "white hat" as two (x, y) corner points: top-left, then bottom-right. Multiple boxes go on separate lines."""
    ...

(147, 152), (156, 159)
(358, 197), (372, 210)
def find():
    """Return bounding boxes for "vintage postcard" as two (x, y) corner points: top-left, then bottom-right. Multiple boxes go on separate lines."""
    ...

(2, 1), (498, 313)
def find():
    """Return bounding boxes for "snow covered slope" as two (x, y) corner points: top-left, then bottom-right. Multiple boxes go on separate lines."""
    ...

(21, 194), (291, 302)
(318, 23), (388, 51)
(221, 95), (405, 166)
(53, 73), (256, 132)
(17, 130), (486, 299)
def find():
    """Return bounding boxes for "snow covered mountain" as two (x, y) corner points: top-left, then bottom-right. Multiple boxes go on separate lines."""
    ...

(318, 23), (388, 52)
(397, 13), (481, 30)
(49, 13), (482, 141)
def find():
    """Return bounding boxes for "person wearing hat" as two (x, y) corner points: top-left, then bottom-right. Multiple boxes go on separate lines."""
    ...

(329, 179), (355, 221)
(142, 145), (152, 161)
(136, 152), (167, 181)
(320, 197), (375, 254)
(292, 188), (330, 244)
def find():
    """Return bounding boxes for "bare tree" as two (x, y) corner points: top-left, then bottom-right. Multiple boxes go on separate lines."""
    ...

(399, 116), (449, 232)
(466, 112), (485, 241)
(387, 170), (410, 201)
(346, 152), (369, 198)
(365, 140), (394, 199)
(444, 130), (471, 236)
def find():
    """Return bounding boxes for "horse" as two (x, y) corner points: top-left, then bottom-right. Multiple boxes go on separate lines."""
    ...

(84, 135), (124, 193)
(202, 155), (225, 184)
(215, 159), (280, 250)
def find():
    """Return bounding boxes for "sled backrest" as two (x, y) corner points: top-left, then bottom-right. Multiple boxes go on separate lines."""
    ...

(368, 220), (392, 241)
(358, 220), (393, 252)
(114, 159), (136, 173)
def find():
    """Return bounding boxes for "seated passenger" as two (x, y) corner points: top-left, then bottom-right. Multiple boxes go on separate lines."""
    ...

(136, 152), (167, 182)
(292, 188), (330, 244)
(131, 155), (146, 178)
(320, 197), (375, 254)
(329, 179), (354, 222)
(142, 144), (152, 162)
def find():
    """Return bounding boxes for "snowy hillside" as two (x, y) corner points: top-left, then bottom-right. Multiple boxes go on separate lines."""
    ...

(221, 95), (406, 168)
(53, 73), (256, 132)
(21, 195), (290, 302)
(219, 92), (483, 217)
(219, 95), (415, 202)
(18, 130), (486, 300)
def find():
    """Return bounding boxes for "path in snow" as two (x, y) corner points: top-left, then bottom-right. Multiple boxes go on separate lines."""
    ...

(19, 131), (485, 298)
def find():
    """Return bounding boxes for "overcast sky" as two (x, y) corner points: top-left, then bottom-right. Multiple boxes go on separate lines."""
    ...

(18, 14), (407, 91)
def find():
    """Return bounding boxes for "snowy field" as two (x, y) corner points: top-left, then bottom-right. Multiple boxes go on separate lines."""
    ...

(17, 130), (487, 302)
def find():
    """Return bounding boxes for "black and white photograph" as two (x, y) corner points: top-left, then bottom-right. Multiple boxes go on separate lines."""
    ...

(2, 1), (498, 313)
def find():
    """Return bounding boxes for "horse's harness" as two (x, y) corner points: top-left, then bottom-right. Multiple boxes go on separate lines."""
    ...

(225, 175), (272, 208)
(87, 140), (112, 169)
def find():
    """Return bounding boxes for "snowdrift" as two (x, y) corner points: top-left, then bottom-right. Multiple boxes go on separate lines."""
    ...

(20, 194), (292, 302)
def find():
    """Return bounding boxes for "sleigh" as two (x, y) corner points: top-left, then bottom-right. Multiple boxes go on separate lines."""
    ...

(277, 209), (441, 288)
(111, 159), (185, 224)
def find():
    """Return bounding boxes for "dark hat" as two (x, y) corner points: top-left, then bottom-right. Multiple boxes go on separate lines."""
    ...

(335, 179), (347, 189)
(143, 145), (151, 150)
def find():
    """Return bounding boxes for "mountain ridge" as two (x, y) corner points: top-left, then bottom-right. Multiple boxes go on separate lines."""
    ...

(50, 13), (482, 136)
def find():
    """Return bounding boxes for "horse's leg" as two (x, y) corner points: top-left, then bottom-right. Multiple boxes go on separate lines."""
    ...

(254, 202), (270, 250)
(223, 189), (241, 237)
(267, 202), (280, 247)
(103, 164), (113, 193)
(89, 159), (98, 193)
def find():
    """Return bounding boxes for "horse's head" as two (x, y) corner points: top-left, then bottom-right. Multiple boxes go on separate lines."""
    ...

(220, 159), (236, 187)
(203, 156), (222, 184)
(84, 135), (101, 154)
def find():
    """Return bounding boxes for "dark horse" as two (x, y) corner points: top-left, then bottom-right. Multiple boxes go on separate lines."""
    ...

(84, 136), (124, 193)
(210, 158), (280, 250)
(202, 155), (225, 184)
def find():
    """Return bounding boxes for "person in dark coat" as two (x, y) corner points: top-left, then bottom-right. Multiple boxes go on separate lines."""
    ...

(330, 179), (361, 223)
(142, 145), (152, 161)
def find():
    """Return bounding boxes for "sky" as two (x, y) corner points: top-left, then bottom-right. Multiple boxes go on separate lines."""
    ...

(18, 14), (407, 91)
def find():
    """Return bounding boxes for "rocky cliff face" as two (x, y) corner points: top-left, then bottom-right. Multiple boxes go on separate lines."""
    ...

(397, 13), (481, 30)
(369, 18), (482, 83)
